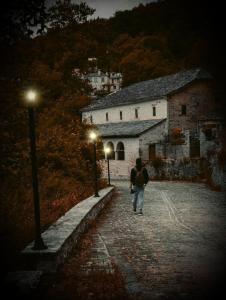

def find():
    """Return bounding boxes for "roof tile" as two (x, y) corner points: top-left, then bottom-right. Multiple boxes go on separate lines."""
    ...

(96, 119), (166, 137)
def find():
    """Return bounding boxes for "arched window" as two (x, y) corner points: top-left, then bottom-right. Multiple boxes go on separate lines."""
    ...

(116, 142), (125, 160)
(106, 141), (115, 160)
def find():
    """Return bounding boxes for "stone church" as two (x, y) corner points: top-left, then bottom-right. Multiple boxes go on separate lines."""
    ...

(81, 68), (216, 177)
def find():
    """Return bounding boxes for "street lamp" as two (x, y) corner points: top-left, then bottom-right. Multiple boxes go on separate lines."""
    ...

(89, 131), (100, 197)
(25, 90), (47, 250)
(104, 147), (111, 186)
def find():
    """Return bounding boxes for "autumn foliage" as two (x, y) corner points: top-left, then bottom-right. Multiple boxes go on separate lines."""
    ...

(170, 128), (185, 145)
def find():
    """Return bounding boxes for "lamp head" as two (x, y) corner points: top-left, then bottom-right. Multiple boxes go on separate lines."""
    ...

(104, 147), (111, 154)
(26, 90), (37, 102)
(89, 131), (97, 141)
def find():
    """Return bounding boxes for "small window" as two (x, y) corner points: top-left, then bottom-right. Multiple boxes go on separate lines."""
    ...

(205, 129), (213, 141)
(153, 106), (156, 116)
(181, 105), (187, 115)
(116, 142), (125, 160)
(120, 111), (123, 120)
(135, 108), (138, 119)
(106, 112), (109, 121)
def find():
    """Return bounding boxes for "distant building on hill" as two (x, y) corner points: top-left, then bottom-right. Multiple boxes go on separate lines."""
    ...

(72, 57), (122, 96)
(82, 70), (122, 95)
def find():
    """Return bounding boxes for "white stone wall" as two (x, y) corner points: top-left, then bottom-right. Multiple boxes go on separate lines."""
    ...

(86, 71), (122, 93)
(100, 124), (169, 178)
(101, 160), (132, 178)
(101, 138), (140, 177)
(89, 75), (108, 91)
(82, 98), (167, 124)
(103, 138), (139, 161)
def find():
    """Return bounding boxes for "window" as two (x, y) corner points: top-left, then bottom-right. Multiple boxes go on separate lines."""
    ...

(135, 108), (138, 119)
(152, 106), (156, 116)
(90, 115), (93, 123)
(205, 129), (213, 141)
(181, 105), (187, 115)
(106, 112), (109, 121)
(120, 111), (123, 120)
(116, 142), (125, 160)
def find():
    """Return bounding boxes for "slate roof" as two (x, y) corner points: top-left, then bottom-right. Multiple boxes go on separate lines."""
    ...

(95, 119), (166, 138)
(81, 68), (212, 112)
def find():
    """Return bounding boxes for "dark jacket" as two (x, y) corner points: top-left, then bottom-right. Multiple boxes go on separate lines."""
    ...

(130, 166), (149, 186)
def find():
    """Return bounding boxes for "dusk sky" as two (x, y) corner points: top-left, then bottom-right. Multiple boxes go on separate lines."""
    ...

(84, 0), (155, 18)
(47, 0), (156, 19)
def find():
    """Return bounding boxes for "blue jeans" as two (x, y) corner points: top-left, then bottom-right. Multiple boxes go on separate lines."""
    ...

(133, 185), (144, 211)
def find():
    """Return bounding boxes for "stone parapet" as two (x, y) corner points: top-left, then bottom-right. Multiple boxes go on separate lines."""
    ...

(22, 186), (115, 273)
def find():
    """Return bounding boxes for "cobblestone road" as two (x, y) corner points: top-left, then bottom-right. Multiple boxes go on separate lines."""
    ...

(86, 181), (226, 300)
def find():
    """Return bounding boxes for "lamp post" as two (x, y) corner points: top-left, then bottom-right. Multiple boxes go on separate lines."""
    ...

(90, 131), (99, 197)
(104, 147), (111, 186)
(25, 90), (47, 250)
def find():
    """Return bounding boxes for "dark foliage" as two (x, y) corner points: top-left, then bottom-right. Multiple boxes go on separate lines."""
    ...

(0, 0), (47, 44)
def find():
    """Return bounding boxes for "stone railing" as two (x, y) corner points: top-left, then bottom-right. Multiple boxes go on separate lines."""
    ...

(22, 186), (115, 272)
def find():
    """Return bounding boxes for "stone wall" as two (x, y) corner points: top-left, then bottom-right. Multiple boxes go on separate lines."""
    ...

(145, 157), (226, 191)
(164, 130), (190, 159)
(168, 81), (214, 132)
(139, 119), (168, 160)
(199, 124), (224, 158)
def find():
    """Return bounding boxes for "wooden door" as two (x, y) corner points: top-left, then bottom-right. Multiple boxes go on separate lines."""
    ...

(149, 144), (156, 160)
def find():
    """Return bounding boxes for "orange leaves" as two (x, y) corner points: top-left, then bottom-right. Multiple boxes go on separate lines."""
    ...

(112, 33), (179, 86)
(171, 127), (182, 139)
(170, 128), (185, 145)
(29, 60), (62, 86)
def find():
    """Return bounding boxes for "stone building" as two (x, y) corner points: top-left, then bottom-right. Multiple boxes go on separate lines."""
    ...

(81, 70), (122, 95)
(81, 68), (216, 177)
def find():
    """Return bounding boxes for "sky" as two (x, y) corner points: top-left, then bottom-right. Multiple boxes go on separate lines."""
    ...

(84, 0), (156, 19)
(47, 0), (156, 19)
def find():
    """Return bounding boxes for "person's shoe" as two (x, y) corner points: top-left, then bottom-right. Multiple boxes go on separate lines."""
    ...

(138, 210), (143, 215)
(133, 208), (136, 213)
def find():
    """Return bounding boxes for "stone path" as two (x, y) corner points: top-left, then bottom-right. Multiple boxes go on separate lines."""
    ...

(81, 180), (226, 300)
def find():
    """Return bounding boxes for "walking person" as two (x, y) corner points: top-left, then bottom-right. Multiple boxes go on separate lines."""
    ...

(130, 158), (149, 215)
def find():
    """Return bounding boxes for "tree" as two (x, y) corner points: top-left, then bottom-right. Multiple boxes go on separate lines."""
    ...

(0, 0), (47, 44)
(47, 0), (95, 29)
